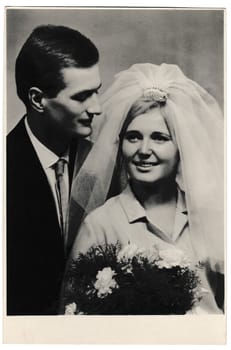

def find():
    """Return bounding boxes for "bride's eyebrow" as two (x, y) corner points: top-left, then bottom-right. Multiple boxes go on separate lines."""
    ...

(152, 131), (171, 136)
(124, 130), (141, 135)
(125, 130), (169, 135)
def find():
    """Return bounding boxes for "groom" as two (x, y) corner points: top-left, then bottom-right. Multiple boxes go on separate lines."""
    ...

(7, 25), (102, 315)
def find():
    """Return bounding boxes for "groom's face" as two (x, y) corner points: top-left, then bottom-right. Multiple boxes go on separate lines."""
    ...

(42, 64), (102, 138)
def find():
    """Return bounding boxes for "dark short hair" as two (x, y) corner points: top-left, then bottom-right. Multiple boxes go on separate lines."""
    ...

(15, 24), (99, 107)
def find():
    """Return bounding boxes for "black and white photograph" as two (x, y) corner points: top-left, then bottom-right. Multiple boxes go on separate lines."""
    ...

(3, 4), (226, 344)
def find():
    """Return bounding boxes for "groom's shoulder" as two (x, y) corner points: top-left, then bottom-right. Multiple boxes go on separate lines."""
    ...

(7, 117), (26, 147)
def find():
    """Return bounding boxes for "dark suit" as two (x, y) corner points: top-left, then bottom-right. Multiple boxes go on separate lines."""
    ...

(7, 117), (91, 315)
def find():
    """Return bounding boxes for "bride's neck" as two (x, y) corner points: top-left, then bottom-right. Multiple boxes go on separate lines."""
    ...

(130, 178), (177, 208)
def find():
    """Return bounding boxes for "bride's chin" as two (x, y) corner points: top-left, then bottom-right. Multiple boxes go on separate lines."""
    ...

(130, 176), (176, 189)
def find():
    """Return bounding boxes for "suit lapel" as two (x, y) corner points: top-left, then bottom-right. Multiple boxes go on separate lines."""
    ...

(9, 119), (92, 255)
(11, 118), (60, 232)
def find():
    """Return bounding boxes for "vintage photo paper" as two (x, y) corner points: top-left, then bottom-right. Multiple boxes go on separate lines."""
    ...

(3, 5), (226, 344)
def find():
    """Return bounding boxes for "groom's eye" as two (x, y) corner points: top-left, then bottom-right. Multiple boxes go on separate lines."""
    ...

(71, 91), (93, 102)
(71, 84), (102, 102)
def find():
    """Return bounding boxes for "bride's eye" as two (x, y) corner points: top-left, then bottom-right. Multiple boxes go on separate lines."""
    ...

(151, 132), (170, 143)
(124, 131), (142, 143)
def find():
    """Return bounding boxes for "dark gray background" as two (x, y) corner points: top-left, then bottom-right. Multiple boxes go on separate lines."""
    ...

(6, 8), (224, 132)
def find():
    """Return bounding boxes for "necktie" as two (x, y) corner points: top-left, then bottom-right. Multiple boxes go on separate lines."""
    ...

(54, 158), (69, 244)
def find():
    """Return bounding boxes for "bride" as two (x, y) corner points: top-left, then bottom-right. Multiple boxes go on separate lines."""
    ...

(63, 63), (224, 314)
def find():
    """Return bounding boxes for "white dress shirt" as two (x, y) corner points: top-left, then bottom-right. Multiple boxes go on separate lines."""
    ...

(25, 117), (69, 226)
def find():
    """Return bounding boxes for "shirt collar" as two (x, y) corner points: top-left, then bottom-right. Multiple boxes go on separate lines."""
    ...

(176, 188), (187, 215)
(172, 189), (188, 241)
(25, 117), (69, 170)
(119, 183), (188, 242)
(119, 183), (187, 223)
(119, 184), (147, 223)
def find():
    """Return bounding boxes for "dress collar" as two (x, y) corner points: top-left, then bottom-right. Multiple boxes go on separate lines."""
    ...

(119, 184), (146, 223)
(119, 183), (188, 243)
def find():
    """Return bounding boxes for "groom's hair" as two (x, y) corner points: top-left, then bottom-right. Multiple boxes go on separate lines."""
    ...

(15, 24), (99, 107)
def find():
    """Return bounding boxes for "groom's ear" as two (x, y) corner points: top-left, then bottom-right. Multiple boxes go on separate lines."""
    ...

(28, 87), (45, 112)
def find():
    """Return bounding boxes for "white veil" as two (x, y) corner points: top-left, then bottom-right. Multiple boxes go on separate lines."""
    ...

(68, 63), (224, 272)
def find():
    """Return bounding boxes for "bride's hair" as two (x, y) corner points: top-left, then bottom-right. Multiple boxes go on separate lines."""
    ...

(119, 97), (160, 142)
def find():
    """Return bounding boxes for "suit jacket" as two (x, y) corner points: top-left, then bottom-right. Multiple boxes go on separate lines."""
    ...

(7, 117), (91, 315)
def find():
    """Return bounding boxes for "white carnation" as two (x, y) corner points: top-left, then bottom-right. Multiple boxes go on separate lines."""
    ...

(117, 244), (141, 262)
(65, 302), (77, 315)
(94, 267), (118, 298)
(157, 247), (191, 268)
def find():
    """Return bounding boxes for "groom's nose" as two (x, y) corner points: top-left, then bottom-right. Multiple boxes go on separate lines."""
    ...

(86, 93), (102, 116)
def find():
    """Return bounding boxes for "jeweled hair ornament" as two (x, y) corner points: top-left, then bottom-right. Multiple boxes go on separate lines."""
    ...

(143, 87), (168, 102)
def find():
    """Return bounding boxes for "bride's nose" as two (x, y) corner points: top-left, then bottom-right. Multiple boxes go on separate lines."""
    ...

(138, 139), (152, 156)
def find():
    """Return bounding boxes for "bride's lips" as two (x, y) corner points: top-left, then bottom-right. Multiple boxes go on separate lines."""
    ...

(132, 160), (159, 171)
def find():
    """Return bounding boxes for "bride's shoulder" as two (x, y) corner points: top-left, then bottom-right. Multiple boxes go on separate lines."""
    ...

(88, 194), (121, 219)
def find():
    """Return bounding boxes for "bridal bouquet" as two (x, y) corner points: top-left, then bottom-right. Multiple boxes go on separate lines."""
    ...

(63, 243), (204, 315)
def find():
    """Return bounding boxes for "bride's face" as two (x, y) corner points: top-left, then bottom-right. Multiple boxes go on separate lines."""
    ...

(121, 108), (179, 185)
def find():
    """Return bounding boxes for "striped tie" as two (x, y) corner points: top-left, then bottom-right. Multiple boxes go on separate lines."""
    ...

(54, 158), (69, 245)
